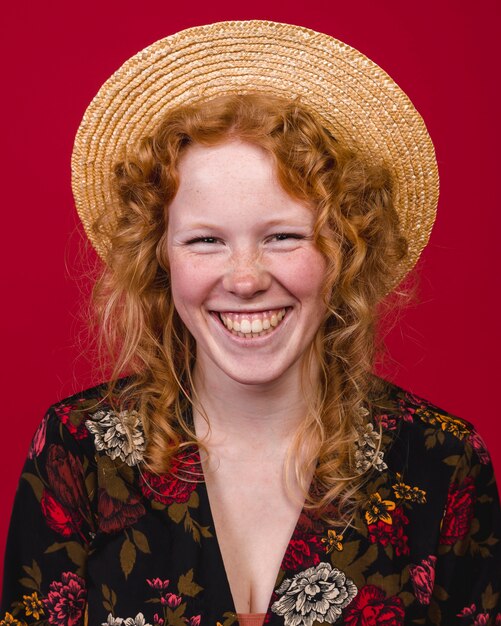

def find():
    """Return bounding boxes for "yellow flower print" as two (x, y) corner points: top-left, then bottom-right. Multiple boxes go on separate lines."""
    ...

(365, 492), (396, 525)
(392, 482), (412, 500)
(22, 592), (44, 620)
(392, 475), (427, 504)
(0, 613), (26, 626)
(434, 414), (470, 439)
(321, 529), (344, 553)
(419, 410), (470, 440)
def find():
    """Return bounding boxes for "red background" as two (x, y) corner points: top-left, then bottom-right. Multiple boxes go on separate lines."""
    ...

(1, 0), (500, 582)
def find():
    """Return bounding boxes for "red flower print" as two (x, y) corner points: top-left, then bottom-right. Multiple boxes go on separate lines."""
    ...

(29, 415), (48, 459)
(440, 477), (476, 545)
(343, 584), (404, 625)
(154, 615), (165, 625)
(98, 489), (145, 533)
(409, 555), (437, 605)
(186, 615), (201, 626)
(367, 507), (410, 556)
(54, 404), (89, 439)
(46, 445), (87, 511)
(283, 538), (321, 571)
(43, 571), (86, 626)
(141, 450), (200, 504)
(468, 430), (491, 465)
(495, 614), (501, 625)
(282, 511), (323, 570)
(473, 615), (490, 626)
(41, 489), (81, 537)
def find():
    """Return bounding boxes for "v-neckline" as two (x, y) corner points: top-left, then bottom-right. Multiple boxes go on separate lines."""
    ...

(196, 448), (316, 621)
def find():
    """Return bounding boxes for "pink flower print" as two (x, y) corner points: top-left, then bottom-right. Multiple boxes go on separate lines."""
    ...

(409, 555), (437, 605)
(29, 415), (48, 459)
(162, 593), (182, 608)
(468, 430), (491, 465)
(473, 615), (490, 626)
(376, 413), (398, 431)
(43, 571), (86, 626)
(186, 616), (201, 626)
(147, 578), (170, 591)
(154, 615), (165, 625)
(457, 604), (477, 617)
(399, 396), (419, 421)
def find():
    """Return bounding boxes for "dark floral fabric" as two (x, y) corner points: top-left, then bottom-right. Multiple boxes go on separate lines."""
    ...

(1, 379), (500, 625)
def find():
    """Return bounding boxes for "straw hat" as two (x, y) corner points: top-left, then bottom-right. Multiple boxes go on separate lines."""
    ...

(72, 20), (439, 287)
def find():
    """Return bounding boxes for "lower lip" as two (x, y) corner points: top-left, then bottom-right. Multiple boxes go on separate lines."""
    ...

(209, 309), (291, 345)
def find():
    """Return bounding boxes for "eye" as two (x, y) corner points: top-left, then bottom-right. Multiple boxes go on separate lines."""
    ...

(269, 233), (305, 242)
(186, 236), (220, 245)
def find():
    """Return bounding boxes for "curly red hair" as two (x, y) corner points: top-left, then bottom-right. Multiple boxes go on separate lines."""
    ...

(92, 93), (409, 524)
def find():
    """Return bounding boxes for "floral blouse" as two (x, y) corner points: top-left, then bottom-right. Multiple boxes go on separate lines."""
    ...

(1, 379), (500, 626)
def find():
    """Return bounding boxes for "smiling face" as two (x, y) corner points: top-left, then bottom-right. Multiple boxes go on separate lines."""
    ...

(165, 139), (328, 388)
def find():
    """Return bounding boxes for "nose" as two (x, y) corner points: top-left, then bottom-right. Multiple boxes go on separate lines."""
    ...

(222, 250), (272, 298)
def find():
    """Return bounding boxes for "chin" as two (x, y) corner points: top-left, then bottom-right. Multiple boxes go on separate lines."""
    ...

(212, 354), (302, 389)
(226, 370), (284, 387)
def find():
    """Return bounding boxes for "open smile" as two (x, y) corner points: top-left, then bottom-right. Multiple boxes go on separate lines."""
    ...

(213, 307), (290, 338)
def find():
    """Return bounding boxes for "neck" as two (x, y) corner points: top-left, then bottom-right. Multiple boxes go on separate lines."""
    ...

(192, 361), (317, 456)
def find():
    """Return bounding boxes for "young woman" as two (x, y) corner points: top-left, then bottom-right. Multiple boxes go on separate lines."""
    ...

(2, 21), (500, 626)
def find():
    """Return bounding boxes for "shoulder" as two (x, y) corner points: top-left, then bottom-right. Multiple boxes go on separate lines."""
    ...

(34, 378), (143, 465)
(45, 380), (112, 436)
(370, 377), (492, 471)
(366, 379), (499, 544)
(38, 380), (112, 442)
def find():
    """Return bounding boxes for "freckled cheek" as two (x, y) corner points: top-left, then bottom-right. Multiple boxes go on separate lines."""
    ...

(278, 251), (327, 300)
(168, 256), (220, 308)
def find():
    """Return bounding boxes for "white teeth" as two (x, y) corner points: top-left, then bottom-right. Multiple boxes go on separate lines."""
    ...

(240, 319), (252, 334)
(251, 319), (263, 333)
(218, 308), (287, 337)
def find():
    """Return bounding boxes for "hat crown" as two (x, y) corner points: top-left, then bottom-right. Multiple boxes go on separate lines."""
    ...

(72, 19), (438, 289)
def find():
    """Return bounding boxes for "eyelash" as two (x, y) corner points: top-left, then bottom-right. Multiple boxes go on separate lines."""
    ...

(186, 236), (219, 244)
(186, 233), (305, 245)
(271, 233), (304, 241)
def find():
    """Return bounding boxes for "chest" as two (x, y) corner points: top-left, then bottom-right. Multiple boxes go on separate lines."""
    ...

(83, 441), (445, 626)
(203, 462), (307, 613)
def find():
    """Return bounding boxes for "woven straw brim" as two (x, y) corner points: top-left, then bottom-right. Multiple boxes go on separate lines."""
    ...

(71, 20), (439, 290)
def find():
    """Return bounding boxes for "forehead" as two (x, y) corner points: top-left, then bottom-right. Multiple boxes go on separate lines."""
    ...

(170, 140), (314, 225)
(177, 140), (275, 184)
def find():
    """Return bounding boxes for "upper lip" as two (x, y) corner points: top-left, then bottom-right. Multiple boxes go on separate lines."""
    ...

(212, 306), (290, 313)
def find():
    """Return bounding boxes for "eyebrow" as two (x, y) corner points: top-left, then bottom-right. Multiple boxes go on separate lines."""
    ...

(177, 217), (313, 231)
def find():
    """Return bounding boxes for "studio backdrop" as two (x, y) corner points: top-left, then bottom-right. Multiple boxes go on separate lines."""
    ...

(1, 0), (499, 585)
